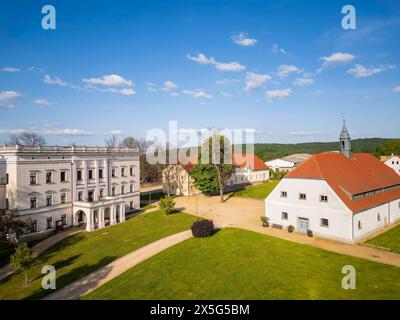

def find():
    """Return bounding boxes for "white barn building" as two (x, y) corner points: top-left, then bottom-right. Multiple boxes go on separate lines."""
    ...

(0, 145), (140, 239)
(265, 123), (400, 243)
(384, 155), (400, 176)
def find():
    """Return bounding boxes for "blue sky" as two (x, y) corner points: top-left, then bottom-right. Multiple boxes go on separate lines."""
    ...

(0, 0), (399, 145)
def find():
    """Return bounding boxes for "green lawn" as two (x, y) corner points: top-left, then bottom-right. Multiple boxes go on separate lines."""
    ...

(366, 224), (400, 253)
(233, 180), (280, 199)
(85, 228), (400, 300)
(0, 210), (195, 300)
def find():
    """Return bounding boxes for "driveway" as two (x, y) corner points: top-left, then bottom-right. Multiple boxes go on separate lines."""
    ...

(174, 194), (400, 267)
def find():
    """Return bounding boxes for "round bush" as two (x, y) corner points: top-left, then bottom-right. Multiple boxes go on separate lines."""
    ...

(191, 219), (214, 238)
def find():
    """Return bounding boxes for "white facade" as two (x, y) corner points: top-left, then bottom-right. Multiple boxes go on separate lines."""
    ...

(265, 178), (400, 243)
(384, 156), (400, 175)
(265, 159), (294, 172)
(226, 167), (269, 186)
(0, 145), (140, 238)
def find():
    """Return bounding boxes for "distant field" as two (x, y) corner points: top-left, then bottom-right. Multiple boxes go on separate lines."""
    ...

(84, 228), (400, 300)
(233, 180), (280, 199)
(366, 224), (400, 253)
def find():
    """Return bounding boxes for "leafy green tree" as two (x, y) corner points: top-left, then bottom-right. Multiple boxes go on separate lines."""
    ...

(10, 243), (34, 287)
(376, 139), (400, 156)
(159, 196), (175, 215)
(0, 209), (27, 245)
(191, 135), (233, 203)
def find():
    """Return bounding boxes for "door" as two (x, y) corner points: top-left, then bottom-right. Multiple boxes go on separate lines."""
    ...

(298, 217), (309, 233)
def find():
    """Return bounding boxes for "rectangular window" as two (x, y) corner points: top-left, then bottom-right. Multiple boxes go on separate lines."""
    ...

(88, 170), (93, 180)
(60, 193), (66, 204)
(30, 173), (37, 185)
(121, 168), (125, 177)
(130, 201), (133, 209)
(281, 212), (288, 220)
(61, 214), (66, 225)
(121, 186), (125, 194)
(320, 218), (329, 227)
(130, 167), (133, 176)
(320, 195), (328, 202)
(30, 197), (37, 209)
(6, 199), (9, 210)
(99, 188), (104, 198)
(46, 195), (52, 207)
(31, 220), (37, 233)
(299, 193), (307, 200)
(78, 191), (83, 201)
(6, 173), (9, 184)
(112, 168), (116, 177)
(377, 213), (381, 222)
(46, 172), (52, 184)
(112, 187), (115, 196)
(130, 184), (133, 193)
(358, 221), (362, 230)
(60, 171), (66, 182)
(280, 191), (287, 198)
(46, 217), (53, 229)
(99, 169), (103, 179)
(77, 170), (82, 181)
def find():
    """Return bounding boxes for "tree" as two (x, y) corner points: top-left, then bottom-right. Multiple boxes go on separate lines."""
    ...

(0, 209), (27, 245)
(7, 132), (46, 147)
(10, 243), (34, 287)
(120, 137), (152, 154)
(376, 139), (400, 156)
(104, 135), (118, 148)
(159, 196), (175, 215)
(191, 135), (233, 203)
(162, 165), (175, 197)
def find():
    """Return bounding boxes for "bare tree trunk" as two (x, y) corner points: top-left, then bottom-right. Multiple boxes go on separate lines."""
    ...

(24, 270), (28, 287)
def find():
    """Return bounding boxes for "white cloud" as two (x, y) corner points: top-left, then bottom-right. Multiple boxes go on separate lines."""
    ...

(266, 88), (292, 101)
(161, 80), (178, 91)
(220, 91), (232, 97)
(33, 98), (55, 106)
(187, 53), (246, 72)
(42, 128), (95, 136)
(393, 86), (400, 93)
(293, 77), (314, 87)
(0, 91), (20, 101)
(272, 44), (287, 55)
(2, 67), (20, 73)
(0, 128), (26, 134)
(277, 65), (302, 79)
(244, 72), (272, 92)
(346, 64), (396, 78)
(43, 74), (68, 86)
(216, 78), (239, 86)
(321, 52), (355, 67)
(170, 92), (179, 97)
(183, 89), (213, 99)
(232, 32), (257, 47)
(106, 88), (136, 96)
(82, 74), (133, 87)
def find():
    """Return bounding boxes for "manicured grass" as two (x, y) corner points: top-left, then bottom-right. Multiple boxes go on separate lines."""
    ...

(233, 180), (280, 199)
(366, 224), (400, 253)
(0, 210), (195, 300)
(140, 204), (157, 211)
(85, 228), (400, 300)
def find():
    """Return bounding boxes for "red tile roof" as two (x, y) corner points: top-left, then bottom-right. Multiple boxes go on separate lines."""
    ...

(179, 154), (268, 173)
(286, 152), (400, 213)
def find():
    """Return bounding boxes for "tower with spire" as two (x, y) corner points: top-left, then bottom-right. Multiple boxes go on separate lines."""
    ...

(339, 119), (352, 158)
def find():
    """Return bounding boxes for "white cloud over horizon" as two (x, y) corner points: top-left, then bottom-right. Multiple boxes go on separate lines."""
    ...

(82, 74), (133, 87)
(244, 72), (272, 92)
(232, 32), (257, 47)
(2, 67), (21, 73)
(266, 88), (292, 101)
(187, 53), (246, 72)
(183, 89), (213, 99)
(346, 64), (396, 78)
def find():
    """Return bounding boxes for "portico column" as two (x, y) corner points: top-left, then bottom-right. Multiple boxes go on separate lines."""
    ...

(120, 203), (126, 222)
(98, 207), (105, 229)
(86, 209), (94, 231)
(110, 205), (116, 225)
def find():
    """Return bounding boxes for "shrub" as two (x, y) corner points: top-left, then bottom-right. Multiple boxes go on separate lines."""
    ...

(288, 225), (294, 233)
(191, 219), (214, 238)
(10, 243), (34, 287)
(158, 196), (175, 215)
(307, 229), (313, 237)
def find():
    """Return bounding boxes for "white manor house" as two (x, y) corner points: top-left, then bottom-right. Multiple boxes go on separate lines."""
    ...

(0, 145), (140, 237)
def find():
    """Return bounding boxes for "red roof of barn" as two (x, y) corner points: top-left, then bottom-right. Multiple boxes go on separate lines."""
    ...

(286, 152), (400, 213)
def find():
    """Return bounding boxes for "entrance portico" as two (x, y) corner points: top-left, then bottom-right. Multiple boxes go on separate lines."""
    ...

(73, 197), (126, 232)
